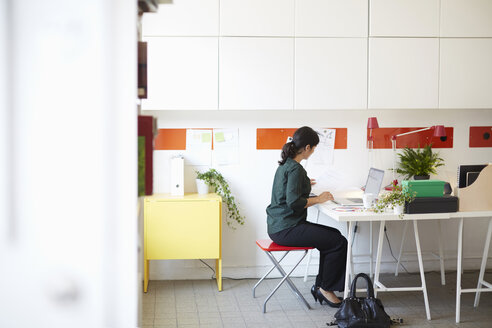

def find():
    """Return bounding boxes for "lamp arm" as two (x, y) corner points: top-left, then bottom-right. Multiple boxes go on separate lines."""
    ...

(394, 127), (431, 139)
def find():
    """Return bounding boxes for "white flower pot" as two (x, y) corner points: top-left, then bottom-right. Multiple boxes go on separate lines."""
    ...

(196, 179), (209, 195)
(393, 204), (404, 216)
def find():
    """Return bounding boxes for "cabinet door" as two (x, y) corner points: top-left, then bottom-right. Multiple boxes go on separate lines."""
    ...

(295, 0), (368, 37)
(146, 200), (220, 259)
(295, 38), (367, 110)
(220, 0), (294, 36)
(141, 37), (219, 110)
(370, 0), (439, 37)
(441, 0), (492, 37)
(219, 37), (294, 110)
(368, 38), (439, 109)
(439, 39), (492, 108)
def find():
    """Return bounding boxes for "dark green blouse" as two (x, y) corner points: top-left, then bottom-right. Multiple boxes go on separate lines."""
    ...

(266, 158), (311, 235)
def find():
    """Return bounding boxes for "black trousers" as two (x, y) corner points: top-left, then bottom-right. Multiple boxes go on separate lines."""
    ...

(269, 221), (347, 292)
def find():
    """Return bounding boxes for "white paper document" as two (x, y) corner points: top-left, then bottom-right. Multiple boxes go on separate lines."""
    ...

(213, 128), (239, 165)
(309, 128), (336, 165)
(185, 129), (212, 165)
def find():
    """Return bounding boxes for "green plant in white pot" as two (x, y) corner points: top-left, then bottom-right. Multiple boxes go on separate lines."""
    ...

(395, 145), (444, 180)
(195, 169), (245, 229)
(373, 180), (416, 219)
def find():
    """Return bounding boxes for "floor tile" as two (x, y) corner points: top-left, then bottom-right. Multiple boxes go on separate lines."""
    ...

(140, 272), (492, 328)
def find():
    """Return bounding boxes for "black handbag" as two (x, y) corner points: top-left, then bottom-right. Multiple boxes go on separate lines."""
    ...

(333, 273), (391, 328)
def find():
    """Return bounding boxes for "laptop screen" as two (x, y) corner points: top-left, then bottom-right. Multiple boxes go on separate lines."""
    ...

(364, 168), (385, 196)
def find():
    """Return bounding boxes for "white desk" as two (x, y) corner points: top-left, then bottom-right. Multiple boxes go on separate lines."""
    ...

(317, 203), (453, 321)
(317, 203), (492, 323)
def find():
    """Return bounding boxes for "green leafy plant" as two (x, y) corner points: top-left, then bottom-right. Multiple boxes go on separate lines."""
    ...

(395, 145), (444, 180)
(373, 180), (416, 219)
(195, 169), (245, 229)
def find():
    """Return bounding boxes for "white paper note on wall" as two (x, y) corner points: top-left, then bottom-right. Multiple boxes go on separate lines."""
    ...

(310, 128), (336, 165)
(185, 129), (212, 165)
(213, 128), (239, 165)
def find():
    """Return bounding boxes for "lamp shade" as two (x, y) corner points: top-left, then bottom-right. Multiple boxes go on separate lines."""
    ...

(367, 117), (379, 129)
(433, 125), (446, 137)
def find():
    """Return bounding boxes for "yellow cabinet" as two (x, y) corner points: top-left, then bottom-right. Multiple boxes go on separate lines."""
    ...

(144, 193), (222, 292)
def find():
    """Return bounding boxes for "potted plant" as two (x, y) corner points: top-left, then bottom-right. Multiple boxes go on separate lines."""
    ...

(395, 145), (444, 180)
(374, 180), (416, 218)
(195, 169), (245, 229)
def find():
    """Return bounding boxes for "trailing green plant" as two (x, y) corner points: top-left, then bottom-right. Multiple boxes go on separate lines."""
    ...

(394, 145), (444, 180)
(373, 180), (416, 219)
(195, 169), (245, 229)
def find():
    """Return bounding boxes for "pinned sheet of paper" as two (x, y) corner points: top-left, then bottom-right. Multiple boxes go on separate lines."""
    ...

(310, 128), (336, 165)
(213, 128), (239, 165)
(185, 129), (212, 165)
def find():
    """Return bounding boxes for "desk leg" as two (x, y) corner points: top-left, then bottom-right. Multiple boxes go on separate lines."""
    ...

(413, 220), (431, 320)
(144, 259), (149, 293)
(369, 221), (373, 278)
(395, 221), (409, 277)
(474, 218), (492, 307)
(437, 220), (446, 285)
(216, 258), (222, 291)
(344, 221), (354, 299)
(374, 221), (385, 298)
(456, 217), (464, 323)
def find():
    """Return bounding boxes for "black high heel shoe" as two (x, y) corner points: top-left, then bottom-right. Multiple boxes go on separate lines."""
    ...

(316, 289), (342, 308)
(310, 285), (318, 302)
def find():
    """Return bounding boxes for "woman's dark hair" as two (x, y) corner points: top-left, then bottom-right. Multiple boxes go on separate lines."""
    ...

(279, 126), (319, 165)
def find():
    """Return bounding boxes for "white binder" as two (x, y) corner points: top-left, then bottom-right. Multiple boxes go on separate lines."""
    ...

(170, 156), (184, 196)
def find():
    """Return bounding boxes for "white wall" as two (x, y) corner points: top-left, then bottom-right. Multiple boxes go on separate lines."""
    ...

(144, 109), (492, 280)
(141, 0), (492, 280)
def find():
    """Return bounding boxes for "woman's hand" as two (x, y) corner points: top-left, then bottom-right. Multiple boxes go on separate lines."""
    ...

(317, 192), (334, 203)
(310, 179), (316, 185)
(305, 191), (334, 208)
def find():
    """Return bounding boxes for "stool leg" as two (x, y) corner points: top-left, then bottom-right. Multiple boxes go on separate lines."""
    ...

(474, 218), (492, 307)
(263, 250), (311, 313)
(253, 251), (289, 298)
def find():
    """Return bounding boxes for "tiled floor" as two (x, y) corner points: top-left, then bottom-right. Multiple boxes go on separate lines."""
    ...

(141, 271), (492, 328)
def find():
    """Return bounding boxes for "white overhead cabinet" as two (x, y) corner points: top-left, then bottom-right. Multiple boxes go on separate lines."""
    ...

(219, 38), (294, 110)
(295, 0), (368, 37)
(368, 38), (439, 109)
(370, 0), (440, 37)
(142, 0), (219, 36)
(220, 0), (294, 36)
(141, 38), (218, 110)
(295, 38), (367, 110)
(439, 39), (492, 109)
(441, 0), (492, 37)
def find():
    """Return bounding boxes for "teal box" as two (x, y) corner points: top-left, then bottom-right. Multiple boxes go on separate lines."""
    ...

(402, 180), (445, 197)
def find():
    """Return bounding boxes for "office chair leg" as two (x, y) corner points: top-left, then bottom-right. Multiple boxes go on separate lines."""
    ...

(395, 221), (409, 276)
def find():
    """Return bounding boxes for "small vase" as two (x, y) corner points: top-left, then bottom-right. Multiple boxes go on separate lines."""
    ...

(414, 175), (430, 180)
(394, 204), (404, 216)
(196, 179), (209, 195)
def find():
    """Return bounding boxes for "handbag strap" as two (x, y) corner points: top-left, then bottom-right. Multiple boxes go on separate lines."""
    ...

(349, 272), (375, 298)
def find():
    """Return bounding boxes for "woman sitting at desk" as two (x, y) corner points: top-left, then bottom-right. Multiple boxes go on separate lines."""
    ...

(266, 126), (347, 308)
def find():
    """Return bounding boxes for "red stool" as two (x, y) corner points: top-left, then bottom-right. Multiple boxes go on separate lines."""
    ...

(254, 239), (314, 313)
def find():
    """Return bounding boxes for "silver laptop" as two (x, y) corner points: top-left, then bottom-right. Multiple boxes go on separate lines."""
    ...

(332, 168), (385, 206)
